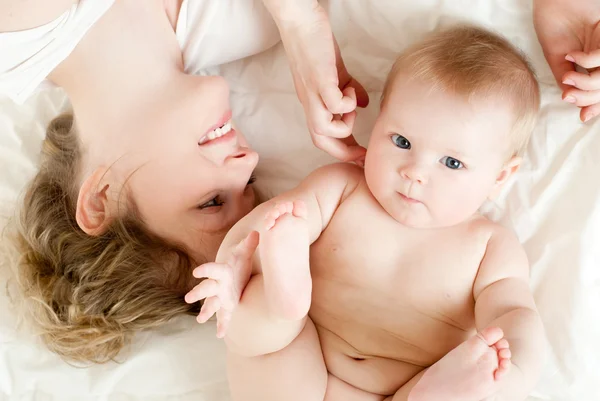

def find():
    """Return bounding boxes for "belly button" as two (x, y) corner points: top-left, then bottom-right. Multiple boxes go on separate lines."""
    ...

(352, 357), (365, 361)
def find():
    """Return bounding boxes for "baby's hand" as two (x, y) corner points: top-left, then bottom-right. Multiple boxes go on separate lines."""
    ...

(562, 51), (600, 122)
(184, 231), (259, 338)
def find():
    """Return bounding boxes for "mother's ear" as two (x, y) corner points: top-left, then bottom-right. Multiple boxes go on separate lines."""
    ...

(76, 167), (115, 236)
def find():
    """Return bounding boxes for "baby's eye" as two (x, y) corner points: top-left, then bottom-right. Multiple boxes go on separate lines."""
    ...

(440, 156), (464, 170)
(391, 134), (411, 149)
(198, 195), (224, 209)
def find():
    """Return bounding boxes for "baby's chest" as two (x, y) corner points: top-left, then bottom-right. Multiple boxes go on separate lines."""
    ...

(309, 204), (487, 358)
(310, 238), (478, 329)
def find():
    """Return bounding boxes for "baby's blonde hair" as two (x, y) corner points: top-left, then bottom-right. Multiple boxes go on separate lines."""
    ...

(381, 24), (540, 157)
(12, 114), (199, 364)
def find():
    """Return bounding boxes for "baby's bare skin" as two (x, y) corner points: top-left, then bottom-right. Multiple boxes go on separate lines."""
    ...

(186, 48), (545, 400)
(309, 179), (512, 399)
(311, 180), (491, 394)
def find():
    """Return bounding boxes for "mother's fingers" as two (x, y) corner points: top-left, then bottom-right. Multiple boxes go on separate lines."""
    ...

(344, 77), (370, 108)
(313, 134), (366, 162)
(563, 87), (600, 107)
(321, 84), (357, 115)
(563, 69), (600, 91)
(566, 49), (600, 70)
(580, 102), (600, 123)
(310, 87), (357, 139)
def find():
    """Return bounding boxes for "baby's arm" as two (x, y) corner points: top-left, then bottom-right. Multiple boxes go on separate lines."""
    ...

(473, 226), (546, 400)
(195, 163), (362, 357)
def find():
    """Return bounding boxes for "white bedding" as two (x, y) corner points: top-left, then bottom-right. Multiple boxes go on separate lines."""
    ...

(1, 0), (599, 400)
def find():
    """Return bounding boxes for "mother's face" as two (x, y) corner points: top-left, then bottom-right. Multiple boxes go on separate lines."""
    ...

(104, 75), (258, 263)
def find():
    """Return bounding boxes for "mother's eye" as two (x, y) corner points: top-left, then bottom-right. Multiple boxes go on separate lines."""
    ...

(198, 195), (224, 209)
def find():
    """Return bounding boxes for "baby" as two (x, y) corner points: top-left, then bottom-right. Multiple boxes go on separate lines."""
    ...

(186, 25), (545, 401)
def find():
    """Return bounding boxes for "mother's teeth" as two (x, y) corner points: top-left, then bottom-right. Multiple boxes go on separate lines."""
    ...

(211, 121), (232, 138)
(199, 119), (234, 144)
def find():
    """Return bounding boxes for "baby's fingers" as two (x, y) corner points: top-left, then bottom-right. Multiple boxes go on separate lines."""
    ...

(185, 279), (219, 304)
(566, 50), (600, 70)
(193, 263), (230, 281)
(197, 296), (221, 324)
(216, 311), (232, 338)
(563, 70), (600, 91)
(232, 230), (259, 263)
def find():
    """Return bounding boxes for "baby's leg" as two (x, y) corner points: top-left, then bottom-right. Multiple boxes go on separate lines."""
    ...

(228, 319), (327, 401)
(407, 327), (511, 401)
(260, 201), (312, 320)
(226, 201), (322, 400)
(324, 374), (387, 401)
(225, 201), (313, 357)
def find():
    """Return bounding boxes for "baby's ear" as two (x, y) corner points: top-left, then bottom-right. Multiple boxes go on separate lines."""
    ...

(76, 167), (115, 236)
(489, 156), (522, 199)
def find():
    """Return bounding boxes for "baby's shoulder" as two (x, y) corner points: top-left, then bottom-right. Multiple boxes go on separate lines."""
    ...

(312, 162), (364, 181)
(470, 218), (529, 285)
(304, 162), (364, 193)
(464, 215), (516, 241)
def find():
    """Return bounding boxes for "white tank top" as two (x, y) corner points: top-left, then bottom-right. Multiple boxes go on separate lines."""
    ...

(0, 0), (280, 104)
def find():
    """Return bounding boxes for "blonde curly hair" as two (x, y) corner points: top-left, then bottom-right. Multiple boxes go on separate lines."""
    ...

(12, 113), (199, 364)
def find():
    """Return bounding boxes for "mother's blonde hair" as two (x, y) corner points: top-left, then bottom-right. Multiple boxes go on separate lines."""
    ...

(11, 113), (199, 363)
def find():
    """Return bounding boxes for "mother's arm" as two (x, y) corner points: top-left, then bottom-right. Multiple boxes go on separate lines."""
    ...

(0, 0), (75, 31)
(260, 0), (370, 163)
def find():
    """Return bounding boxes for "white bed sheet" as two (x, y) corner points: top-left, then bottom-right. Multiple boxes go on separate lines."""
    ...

(1, 0), (599, 400)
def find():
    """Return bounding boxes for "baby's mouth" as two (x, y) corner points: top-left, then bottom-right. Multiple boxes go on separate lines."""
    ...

(399, 192), (422, 204)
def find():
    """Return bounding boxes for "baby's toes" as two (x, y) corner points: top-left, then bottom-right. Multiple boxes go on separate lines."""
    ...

(494, 357), (511, 381)
(292, 200), (308, 219)
(478, 327), (504, 346)
(276, 202), (292, 215)
(498, 348), (511, 360)
(494, 338), (509, 350)
(265, 202), (294, 230)
(265, 207), (281, 230)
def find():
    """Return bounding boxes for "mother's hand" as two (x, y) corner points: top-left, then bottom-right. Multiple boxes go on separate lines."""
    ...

(274, 2), (369, 162)
(533, 0), (600, 122)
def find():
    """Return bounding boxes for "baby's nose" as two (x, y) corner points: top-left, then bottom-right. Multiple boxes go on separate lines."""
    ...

(400, 164), (427, 184)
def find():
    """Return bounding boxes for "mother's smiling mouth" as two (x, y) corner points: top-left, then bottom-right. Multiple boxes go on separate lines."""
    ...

(198, 110), (234, 145)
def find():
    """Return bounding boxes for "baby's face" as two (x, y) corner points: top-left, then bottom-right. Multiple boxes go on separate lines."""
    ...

(365, 76), (516, 228)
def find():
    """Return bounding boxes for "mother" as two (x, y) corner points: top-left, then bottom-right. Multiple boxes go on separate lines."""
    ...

(0, 0), (368, 363)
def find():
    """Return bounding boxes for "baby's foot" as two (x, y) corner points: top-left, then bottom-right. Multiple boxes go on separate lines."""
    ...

(259, 200), (312, 321)
(409, 327), (511, 401)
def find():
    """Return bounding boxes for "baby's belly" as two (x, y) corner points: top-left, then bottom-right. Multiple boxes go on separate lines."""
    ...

(309, 275), (476, 395)
(316, 325), (427, 396)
